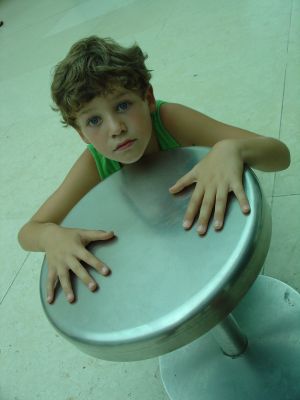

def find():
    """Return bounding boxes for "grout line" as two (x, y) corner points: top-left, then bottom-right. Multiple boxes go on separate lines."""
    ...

(275, 0), (293, 142)
(269, 174), (276, 210)
(273, 192), (300, 198)
(272, 0), (294, 200)
(0, 252), (31, 305)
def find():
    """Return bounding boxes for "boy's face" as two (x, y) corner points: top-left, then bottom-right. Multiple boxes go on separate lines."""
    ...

(76, 86), (156, 164)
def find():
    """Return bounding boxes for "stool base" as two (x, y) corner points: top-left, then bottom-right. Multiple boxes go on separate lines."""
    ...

(159, 275), (300, 400)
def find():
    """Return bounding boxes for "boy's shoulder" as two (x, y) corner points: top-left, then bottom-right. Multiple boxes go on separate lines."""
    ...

(159, 102), (192, 125)
(61, 148), (101, 194)
(158, 102), (196, 146)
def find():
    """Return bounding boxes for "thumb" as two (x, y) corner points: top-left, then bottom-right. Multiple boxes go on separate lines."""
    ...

(169, 171), (194, 194)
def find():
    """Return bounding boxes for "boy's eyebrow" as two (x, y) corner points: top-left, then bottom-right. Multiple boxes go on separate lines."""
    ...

(78, 91), (130, 116)
(79, 108), (94, 116)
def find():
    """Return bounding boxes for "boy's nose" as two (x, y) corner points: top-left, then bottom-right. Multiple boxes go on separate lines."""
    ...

(108, 117), (127, 137)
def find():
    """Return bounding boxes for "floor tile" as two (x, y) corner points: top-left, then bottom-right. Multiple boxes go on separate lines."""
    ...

(148, 0), (292, 139)
(0, 252), (168, 400)
(264, 195), (300, 293)
(0, 12), (102, 80)
(0, 65), (54, 132)
(45, 0), (136, 38)
(0, 218), (29, 302)
(0, 0), (83, 37)
(0, 114), (83, 219)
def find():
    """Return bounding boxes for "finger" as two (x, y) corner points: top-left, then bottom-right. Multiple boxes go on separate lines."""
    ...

(58, 271), (75, 303)
(213, 186), (229, 230)
(197, 189), (216, 235)
(182, 184), (204, 229)
(70, 259), (98, 291)
(47, 270), (58, 304)
(80, 249), (111, 276)
(169, 171), (194, 194)
(232, 184), (250, 214)
(80, 230), (115, 245)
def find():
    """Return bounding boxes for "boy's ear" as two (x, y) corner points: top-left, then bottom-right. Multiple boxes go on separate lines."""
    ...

(146, 85), (156, 112)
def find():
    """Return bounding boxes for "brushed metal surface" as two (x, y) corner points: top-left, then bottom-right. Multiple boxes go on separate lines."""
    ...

(40, 147), (271, 361)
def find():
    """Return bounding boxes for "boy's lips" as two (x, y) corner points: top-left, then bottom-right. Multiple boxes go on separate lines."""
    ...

(114, 139), (136, 151)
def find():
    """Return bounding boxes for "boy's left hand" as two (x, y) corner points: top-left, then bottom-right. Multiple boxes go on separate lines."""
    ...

(169, 141), (251, 235)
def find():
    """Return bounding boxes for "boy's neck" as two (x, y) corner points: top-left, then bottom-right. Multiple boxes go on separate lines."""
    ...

(144, 128), (160, 156)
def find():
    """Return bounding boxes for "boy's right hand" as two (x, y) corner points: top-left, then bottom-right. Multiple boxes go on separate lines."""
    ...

(43, 225), (115, 304)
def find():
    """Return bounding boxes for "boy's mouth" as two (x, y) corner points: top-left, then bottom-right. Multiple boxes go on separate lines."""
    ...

(114, 139), (136, 151)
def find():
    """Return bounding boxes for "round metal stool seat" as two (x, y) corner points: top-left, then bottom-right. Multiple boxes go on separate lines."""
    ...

(40, 147), (300, 399)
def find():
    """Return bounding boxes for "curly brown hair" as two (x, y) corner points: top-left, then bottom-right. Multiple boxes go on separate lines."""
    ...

(51, 36), (152, 128)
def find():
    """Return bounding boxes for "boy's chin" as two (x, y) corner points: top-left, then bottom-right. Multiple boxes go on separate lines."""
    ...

(117, 147), (148, 165)
(120, 153), (144, 165)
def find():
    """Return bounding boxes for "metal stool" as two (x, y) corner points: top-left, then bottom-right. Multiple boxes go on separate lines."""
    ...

(40, 148), (300, 400)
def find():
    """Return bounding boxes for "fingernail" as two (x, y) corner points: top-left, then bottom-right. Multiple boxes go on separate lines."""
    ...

(100, 230), (114, 236)
(47, 296), (52, 303)
(105, 231), (114, 237)
(197, 225), (206, 235)
(183, 220), (190, 229)
(88, 282), (96, 290)
(214, 220), (221, 229)
(67, 294), (74, 302)
(102, 266), (110, 275)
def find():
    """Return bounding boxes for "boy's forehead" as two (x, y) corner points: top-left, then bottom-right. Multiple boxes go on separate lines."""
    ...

(109, 87), (133, 99)
(78, 88), (139, 115)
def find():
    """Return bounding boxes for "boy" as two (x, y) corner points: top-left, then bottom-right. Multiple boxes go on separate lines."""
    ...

(18, 36), (290, 304)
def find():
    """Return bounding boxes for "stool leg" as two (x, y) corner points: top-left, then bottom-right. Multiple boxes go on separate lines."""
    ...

(211, 314), (248, 357)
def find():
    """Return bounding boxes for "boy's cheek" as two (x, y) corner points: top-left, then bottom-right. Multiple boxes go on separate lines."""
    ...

(76, 128), (90, 144)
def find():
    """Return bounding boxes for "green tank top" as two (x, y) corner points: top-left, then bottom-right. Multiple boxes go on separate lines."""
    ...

(87, 100), (179, 180)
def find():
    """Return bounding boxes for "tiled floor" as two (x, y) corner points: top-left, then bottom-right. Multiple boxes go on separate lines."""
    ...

(1, 0), (299, 399)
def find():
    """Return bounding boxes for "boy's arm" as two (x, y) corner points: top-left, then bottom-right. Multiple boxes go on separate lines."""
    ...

(28, 148), (100, 225)
(160, 103), (290, 235)
(18, 149), (114, 304)
(160, 103), (290, 171)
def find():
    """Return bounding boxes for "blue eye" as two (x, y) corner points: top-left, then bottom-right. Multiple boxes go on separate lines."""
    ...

(117, 102), (130, 112)
(88, 116), (101, 127)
